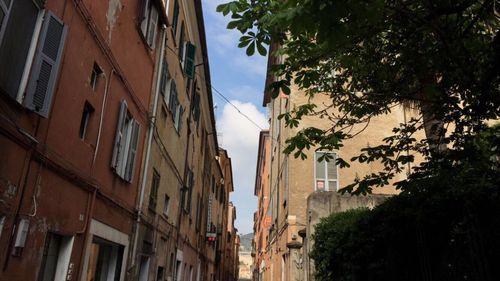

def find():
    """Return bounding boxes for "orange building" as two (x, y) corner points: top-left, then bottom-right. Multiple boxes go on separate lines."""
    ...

(0, 1), (238, 281)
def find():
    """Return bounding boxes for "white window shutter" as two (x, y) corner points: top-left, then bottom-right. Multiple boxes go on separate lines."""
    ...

(140, 0), (150, 38)
(147, 4), (158, 48)
(327, 153), (338, 191)
(125, 119), (140, 182)
(24, 11), (67, 118)
(111, 100), (128, 170)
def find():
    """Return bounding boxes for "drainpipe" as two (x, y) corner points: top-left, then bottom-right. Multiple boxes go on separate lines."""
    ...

(130, 25), (167, 269)
(75, 61), (114, 280)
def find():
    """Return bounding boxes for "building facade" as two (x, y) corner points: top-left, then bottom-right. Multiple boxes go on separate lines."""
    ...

(0, 1), (238, 281)
(252, 131), (271, 281)
(252, 45), (416, 281)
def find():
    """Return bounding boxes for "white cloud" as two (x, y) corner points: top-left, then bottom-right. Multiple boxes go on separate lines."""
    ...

(217, 100), (268, 234)
(218, 100), (268, 147)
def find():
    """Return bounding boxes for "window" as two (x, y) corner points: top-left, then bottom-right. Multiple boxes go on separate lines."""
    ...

(183, 170), (194, 213)
(157, 266), (165, 281)
(167, 80), (183, 133)
(111, 100), (140, 182)
(163, 194), (170, 217)
(178, 22), (185, 61)
(149, 170), (160, 211)
(140, 0), (159, 48)
(191, 88), (200, 123)
(86, 237), (124, 281)
(79, 102), (94, 140)
(173, 104), (183, 132)
(89, 63), (102, 91)
(171, 0), (179, 37)
(314, 152), (338, 191)
(0, 6), (67, 118)
(160, 58), (170, 97)
(177, 23), (196, 79)
(39, 233), (73, 281)
(175, 260), (183, 281)
(220, 185), (225, 205)
(195, 194), (202, 231)
(139, 256), (151, 281)
(169, 253), (175, 274)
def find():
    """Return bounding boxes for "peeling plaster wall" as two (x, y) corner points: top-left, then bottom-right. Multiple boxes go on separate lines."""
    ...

(106, 0), (122, 42)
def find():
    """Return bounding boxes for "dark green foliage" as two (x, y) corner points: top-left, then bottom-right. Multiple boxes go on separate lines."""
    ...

(218, 0), (500, 194)
(310, 126), (500, 281)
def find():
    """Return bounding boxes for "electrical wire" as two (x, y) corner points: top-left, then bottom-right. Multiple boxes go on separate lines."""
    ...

(165, 43), (268, 132)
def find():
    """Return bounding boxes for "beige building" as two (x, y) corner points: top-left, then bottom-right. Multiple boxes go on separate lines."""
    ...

(253, 46), (418, 281)
(132, 1), (237, 281)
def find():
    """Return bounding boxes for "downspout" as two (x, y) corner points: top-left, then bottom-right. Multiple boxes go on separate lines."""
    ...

(93, 69), (114, 164)
(76, 64), (114, 279)
(130, 24), (167, 268)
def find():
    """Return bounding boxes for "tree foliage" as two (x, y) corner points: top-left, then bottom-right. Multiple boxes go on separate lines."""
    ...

(218, 0), (500, 194)
(310, 125), (500, 281)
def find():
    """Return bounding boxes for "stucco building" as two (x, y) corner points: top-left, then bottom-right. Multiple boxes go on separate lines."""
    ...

(252, 45), (417, 281)
(0, 0), (165, 280)
(0, 1), (239, 281)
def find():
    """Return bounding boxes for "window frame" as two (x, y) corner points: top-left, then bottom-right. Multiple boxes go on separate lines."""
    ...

(313, 151), (339, 191)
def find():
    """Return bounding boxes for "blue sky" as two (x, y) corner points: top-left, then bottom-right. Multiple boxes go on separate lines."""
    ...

(201, 0), (269, 235)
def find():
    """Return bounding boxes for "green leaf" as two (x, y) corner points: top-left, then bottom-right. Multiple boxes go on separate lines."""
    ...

(227, 20), (239, 29)
(246, 41), (256, 56)
(256, 42), (267, 56)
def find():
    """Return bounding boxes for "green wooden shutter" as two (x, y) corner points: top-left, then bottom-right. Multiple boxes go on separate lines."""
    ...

(111, 100), (128, 169)
(184, 42), (196, 79)
(24, 11), (67, 118)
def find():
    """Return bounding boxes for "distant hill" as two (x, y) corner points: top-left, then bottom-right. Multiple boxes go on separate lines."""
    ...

(239, 233), (253, 252)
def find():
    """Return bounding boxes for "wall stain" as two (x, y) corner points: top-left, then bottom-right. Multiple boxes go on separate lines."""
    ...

(106, 0), (122, 43)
